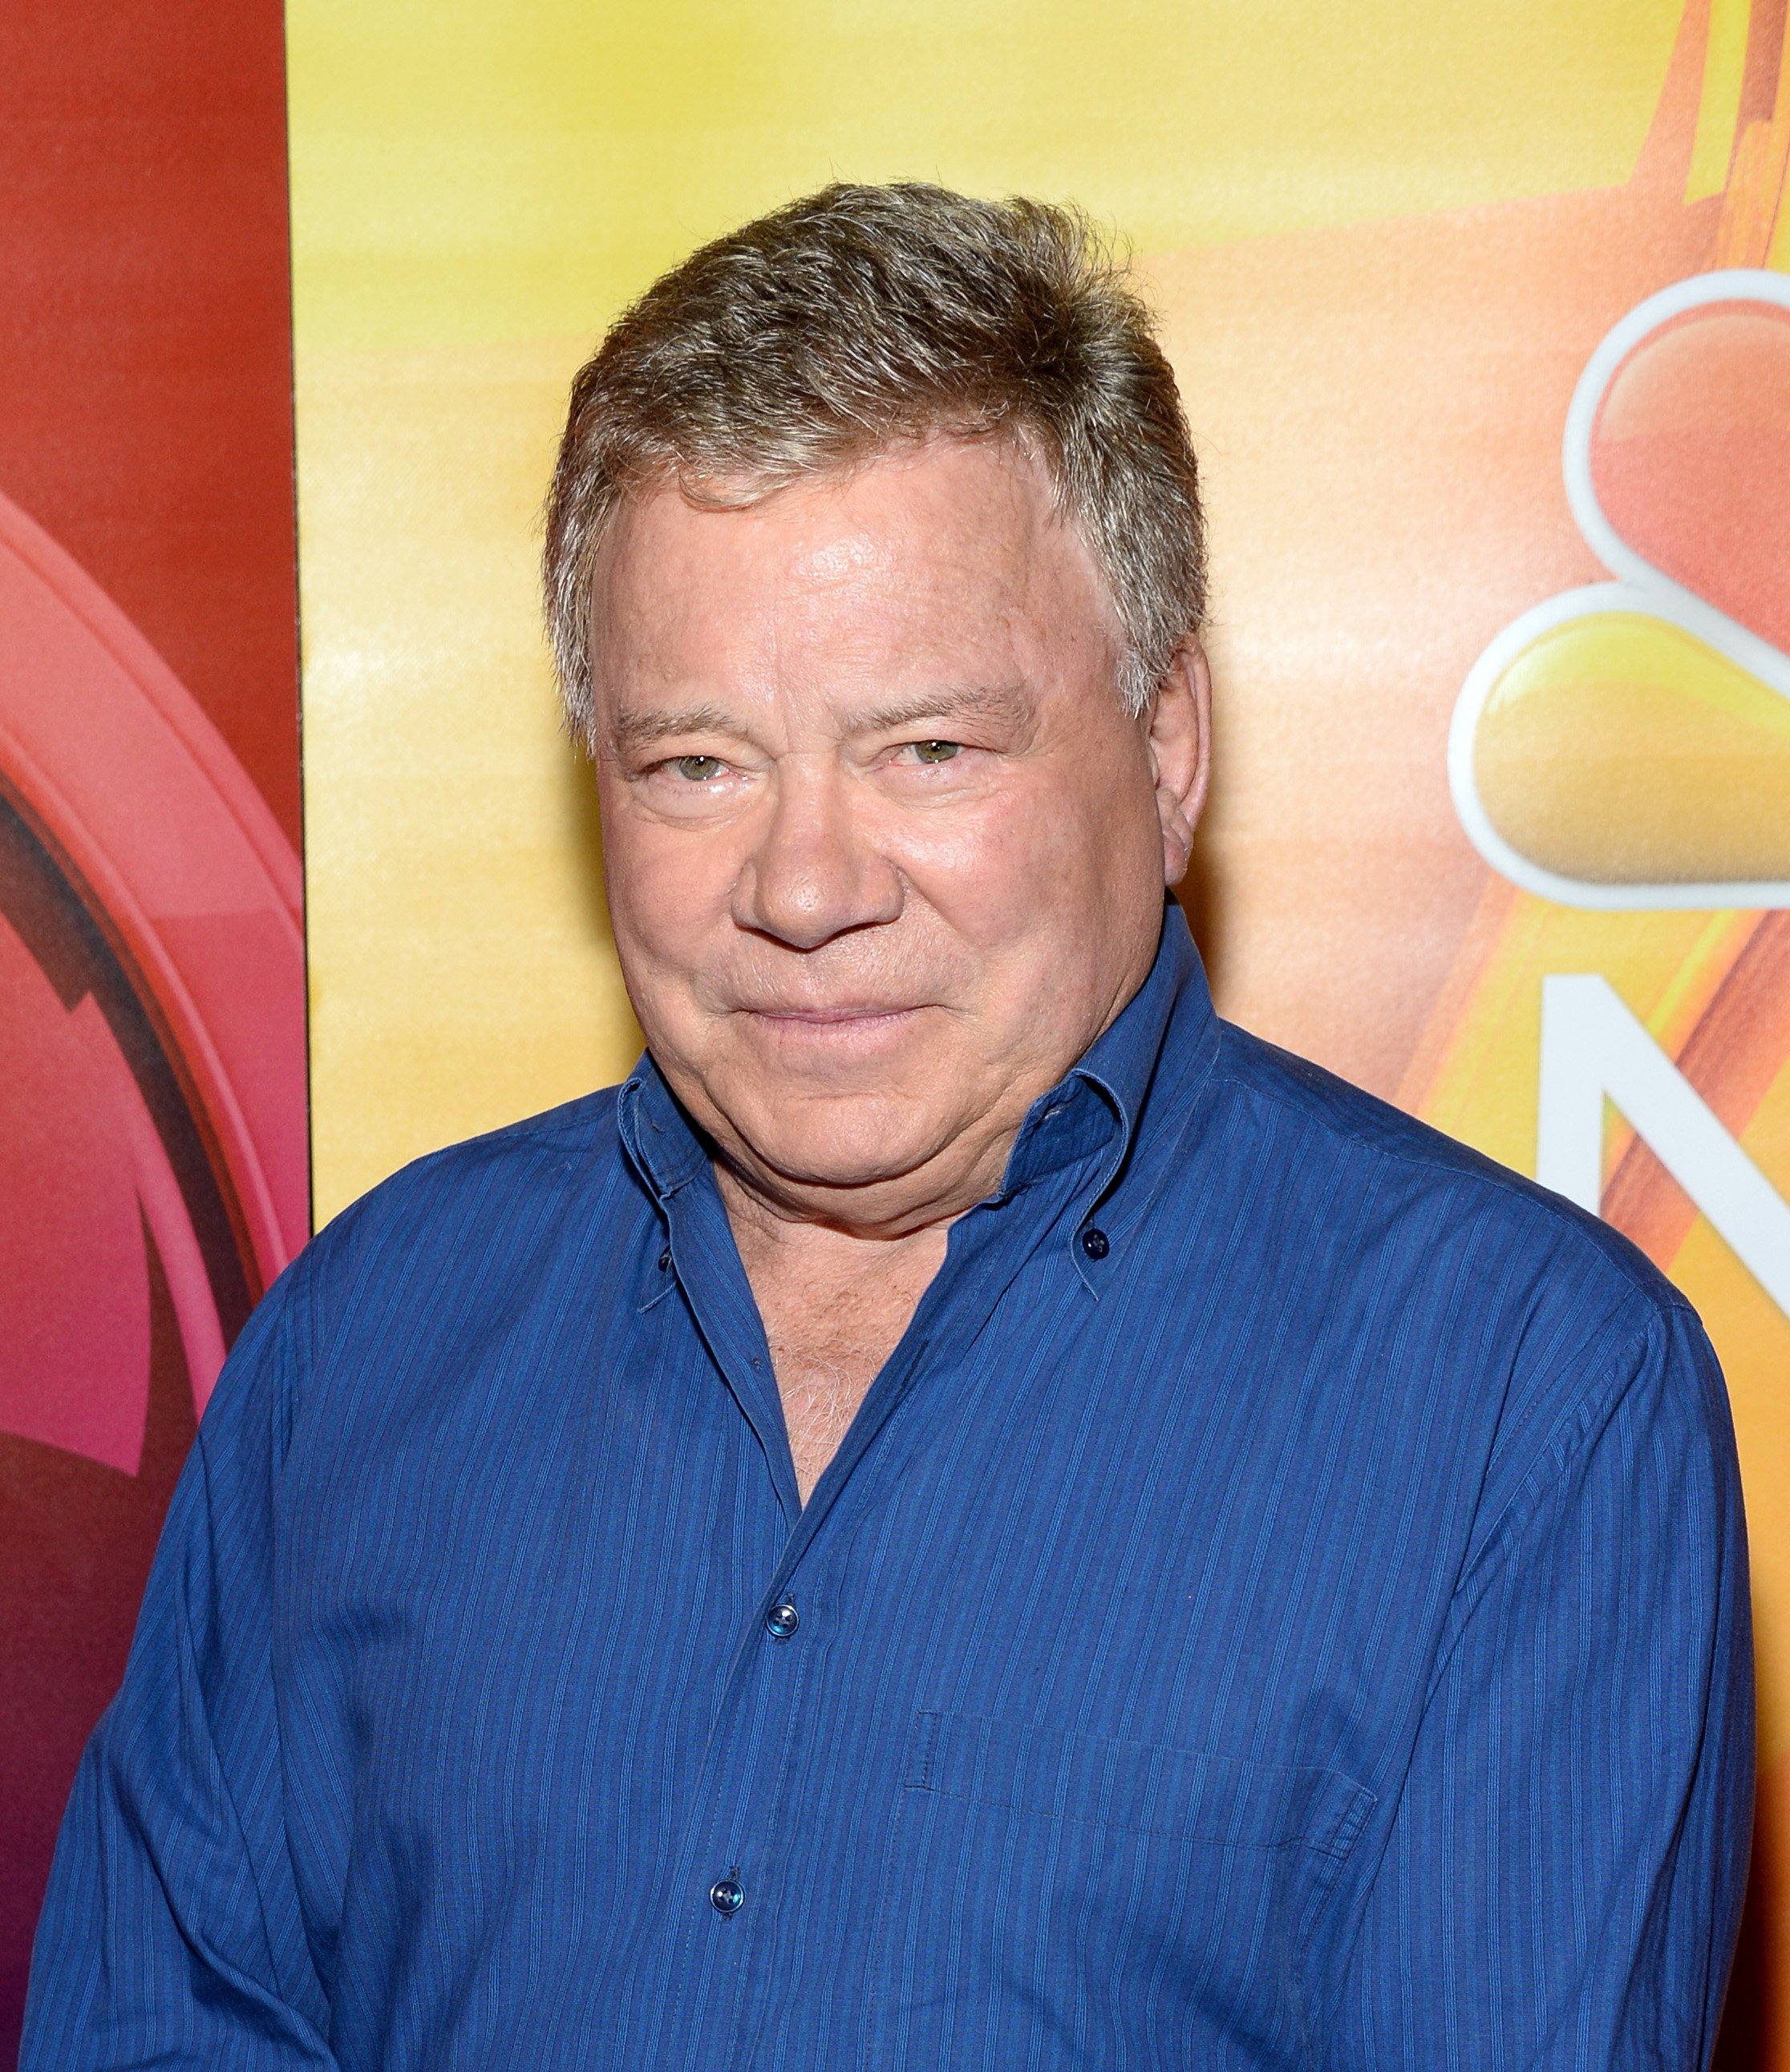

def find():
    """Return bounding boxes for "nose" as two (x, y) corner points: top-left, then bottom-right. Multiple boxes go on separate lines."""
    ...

(731, 758), (903, 949)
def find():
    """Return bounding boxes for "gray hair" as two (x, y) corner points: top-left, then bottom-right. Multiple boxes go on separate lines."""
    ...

(544, 181), (1205, 739)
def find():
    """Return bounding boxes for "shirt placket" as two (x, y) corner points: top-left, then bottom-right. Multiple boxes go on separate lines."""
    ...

(627, 1165), (809, 2065)
(634, 1112), (1126, 2068)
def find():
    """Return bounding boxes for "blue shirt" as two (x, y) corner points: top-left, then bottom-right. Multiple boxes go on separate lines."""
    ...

(25, 909), (1751, 2070)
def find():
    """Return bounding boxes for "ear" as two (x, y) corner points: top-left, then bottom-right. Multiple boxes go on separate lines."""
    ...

(1144, 641), (1211, 886)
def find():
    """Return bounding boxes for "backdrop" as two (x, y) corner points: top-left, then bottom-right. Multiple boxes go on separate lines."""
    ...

(288, 1), (1790, 2059)
(2, 0), (1786, 2061)
(0, 2), (305, 2058)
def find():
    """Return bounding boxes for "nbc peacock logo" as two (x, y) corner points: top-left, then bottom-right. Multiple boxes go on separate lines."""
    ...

(1448, 268), (1790, 1316)
(1451, 267), (1790, 910)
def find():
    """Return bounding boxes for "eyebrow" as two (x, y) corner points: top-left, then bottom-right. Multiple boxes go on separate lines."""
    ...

(605, 682), (1037, 756)
(607, 702), (744, 755)
(844, 682), (1036, 737)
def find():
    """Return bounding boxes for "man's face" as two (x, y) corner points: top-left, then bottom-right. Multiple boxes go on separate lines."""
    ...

(589, 435), (1207, 1229)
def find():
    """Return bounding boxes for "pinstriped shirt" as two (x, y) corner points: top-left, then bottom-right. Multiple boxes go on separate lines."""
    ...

(25, 908), (1752, 2070)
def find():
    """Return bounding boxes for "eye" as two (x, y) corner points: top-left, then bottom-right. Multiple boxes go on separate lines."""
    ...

(670, 755), (726, 782)
(908, 739), (962, 765)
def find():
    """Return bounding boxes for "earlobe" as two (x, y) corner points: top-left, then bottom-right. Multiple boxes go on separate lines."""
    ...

(1148, 641), (1212, 885)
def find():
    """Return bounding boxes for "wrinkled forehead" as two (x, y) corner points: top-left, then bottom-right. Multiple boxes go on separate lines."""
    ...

(586, 433), (1122, 701)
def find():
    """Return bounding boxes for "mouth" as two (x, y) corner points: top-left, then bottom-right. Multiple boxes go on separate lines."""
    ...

(741, 1002), (924, 1027)
(737, 1003), (928, 1037)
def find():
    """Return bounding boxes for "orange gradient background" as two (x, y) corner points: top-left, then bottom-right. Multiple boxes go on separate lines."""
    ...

(289, 1), (1790, 2057)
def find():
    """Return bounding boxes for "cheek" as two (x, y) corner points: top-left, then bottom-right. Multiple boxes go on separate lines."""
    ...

(889, 767), (1146, 945)
(597, 802), (735, 968)
(895, 791), (1035, 916)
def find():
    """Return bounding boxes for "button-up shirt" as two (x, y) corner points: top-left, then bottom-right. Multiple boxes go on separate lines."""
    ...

(25, 909), (1752, 2070)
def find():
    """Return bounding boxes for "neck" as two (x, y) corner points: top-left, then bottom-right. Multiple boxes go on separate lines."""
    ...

(716, 1161), (958, 1271)
(715, 1163), (957, 1502)
(709, 1117), (1014, 1247)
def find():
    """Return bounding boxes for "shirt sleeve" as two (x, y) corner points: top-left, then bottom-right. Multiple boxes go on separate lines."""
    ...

(20, 1256), (338, 2070)
(1323, 1295), (1754, 2072)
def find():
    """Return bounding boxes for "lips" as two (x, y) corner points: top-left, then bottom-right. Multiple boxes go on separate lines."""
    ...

(737, 1006), (930, 1045)
(743, 1005), (921, 1022)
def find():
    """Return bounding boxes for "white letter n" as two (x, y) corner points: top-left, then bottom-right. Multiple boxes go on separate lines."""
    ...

(1537, 973), (1790, 1321)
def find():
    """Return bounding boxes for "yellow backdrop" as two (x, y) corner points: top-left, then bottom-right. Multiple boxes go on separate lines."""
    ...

(287, 1), (1788, 2054)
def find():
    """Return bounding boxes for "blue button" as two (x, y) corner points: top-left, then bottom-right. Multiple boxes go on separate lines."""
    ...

(710, 1874), (744, 1917)
(1080, 1226), (1110, 1260)
(765, 1596), (799, 1640)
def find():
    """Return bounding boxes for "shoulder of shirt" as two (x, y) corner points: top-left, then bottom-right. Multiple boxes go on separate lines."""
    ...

(200, 1087), (636, 1456)
(1200, 1023), (1737, 1592)
(302, 1083), (633, 1271)
(1209, 1017), (1695, 1331)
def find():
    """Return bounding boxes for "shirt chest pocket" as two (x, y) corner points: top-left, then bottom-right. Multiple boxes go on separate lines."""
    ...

(861, 1710), (1375, 2072)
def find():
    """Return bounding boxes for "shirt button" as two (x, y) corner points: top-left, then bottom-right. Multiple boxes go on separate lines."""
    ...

(1080, 1226), (1111, 1260)
(764, 1596), (800, 1640)
(710, 1874), (744, 1917)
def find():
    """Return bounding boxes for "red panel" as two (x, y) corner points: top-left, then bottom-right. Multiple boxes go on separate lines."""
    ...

(0, 0), (301, 847)
(0, 2), (303, 2055)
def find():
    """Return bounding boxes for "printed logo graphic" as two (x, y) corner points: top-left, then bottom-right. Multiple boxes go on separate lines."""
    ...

(1450, 269), (1790, 910)
(0, 492), (307, 1471)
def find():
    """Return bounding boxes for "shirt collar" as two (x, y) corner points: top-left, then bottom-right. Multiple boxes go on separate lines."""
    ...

(617, 1058), (709, 1204)
(991, 898), (1210, 1204)
(617, 900), (1217, 1212)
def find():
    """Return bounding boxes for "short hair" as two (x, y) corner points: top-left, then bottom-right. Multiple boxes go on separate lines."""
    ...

(544, 181), (1205, 739)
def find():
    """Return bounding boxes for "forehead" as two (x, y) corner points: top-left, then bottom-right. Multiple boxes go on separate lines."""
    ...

(587, 435), (1118, 686)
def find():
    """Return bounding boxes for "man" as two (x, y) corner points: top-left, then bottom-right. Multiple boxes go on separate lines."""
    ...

(26, 184), (1750, 2068)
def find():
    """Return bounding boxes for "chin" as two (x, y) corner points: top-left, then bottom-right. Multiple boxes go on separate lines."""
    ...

(739, 1093), (950, 1193)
